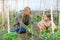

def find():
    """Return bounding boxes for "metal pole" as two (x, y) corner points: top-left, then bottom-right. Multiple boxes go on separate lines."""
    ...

(15, 0), (18, 11)
(42, 0), (46, 20)
(6, 0), (10, 33)
(50, 0), (54, 34)
(1, 0), (5, 30)
(59, 10), (60, 29)
(26, 0), (29, 6)
(43, 0), (46, 15)
(15, 0), (18, 18)
(39, 0), (41, 39)
(56, 0), (58, 25)
(50, 0), (53, 22)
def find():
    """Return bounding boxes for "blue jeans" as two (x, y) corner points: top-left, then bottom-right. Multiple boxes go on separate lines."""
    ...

(17, 20), (34, 33)
(12, 20), (34, 33)
(18, 24), (26, 33)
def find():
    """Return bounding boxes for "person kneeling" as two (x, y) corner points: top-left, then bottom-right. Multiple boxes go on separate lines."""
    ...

(37, 13), (56, 34)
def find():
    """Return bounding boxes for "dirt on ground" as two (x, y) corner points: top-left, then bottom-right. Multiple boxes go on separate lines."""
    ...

(17, 33), (26, 40)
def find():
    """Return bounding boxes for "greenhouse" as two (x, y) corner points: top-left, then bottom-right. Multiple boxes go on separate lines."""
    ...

(0, 0), (60, 40)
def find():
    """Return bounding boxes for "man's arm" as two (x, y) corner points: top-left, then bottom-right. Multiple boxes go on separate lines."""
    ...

(19, 14), (27, 28)
(29, 15), (34, 24)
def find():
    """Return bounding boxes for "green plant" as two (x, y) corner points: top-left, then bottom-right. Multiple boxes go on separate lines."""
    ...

(26, 20), (59, 40)
(10, 18), (14, 24)
(0, 16), (2, 28)
(40, 29), (53, 40)
(53, 13), (59, 25)
(2, 32), (21, 40)
(33, 15), (42, 22)
(0, 30), (7, 40)
(0, 16), (2, 24)
(0, 30), (7, 35)
(39, 26), (60, 40)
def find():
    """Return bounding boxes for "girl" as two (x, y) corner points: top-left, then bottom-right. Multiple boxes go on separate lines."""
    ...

(37, 13), (56, 33)
(14, 7), (33, 33)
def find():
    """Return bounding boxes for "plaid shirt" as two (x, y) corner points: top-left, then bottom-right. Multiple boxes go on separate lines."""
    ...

(14, 13), (33, 28)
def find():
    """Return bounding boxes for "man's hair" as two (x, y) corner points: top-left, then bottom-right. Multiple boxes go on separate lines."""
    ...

(24, 7), (31, 13)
